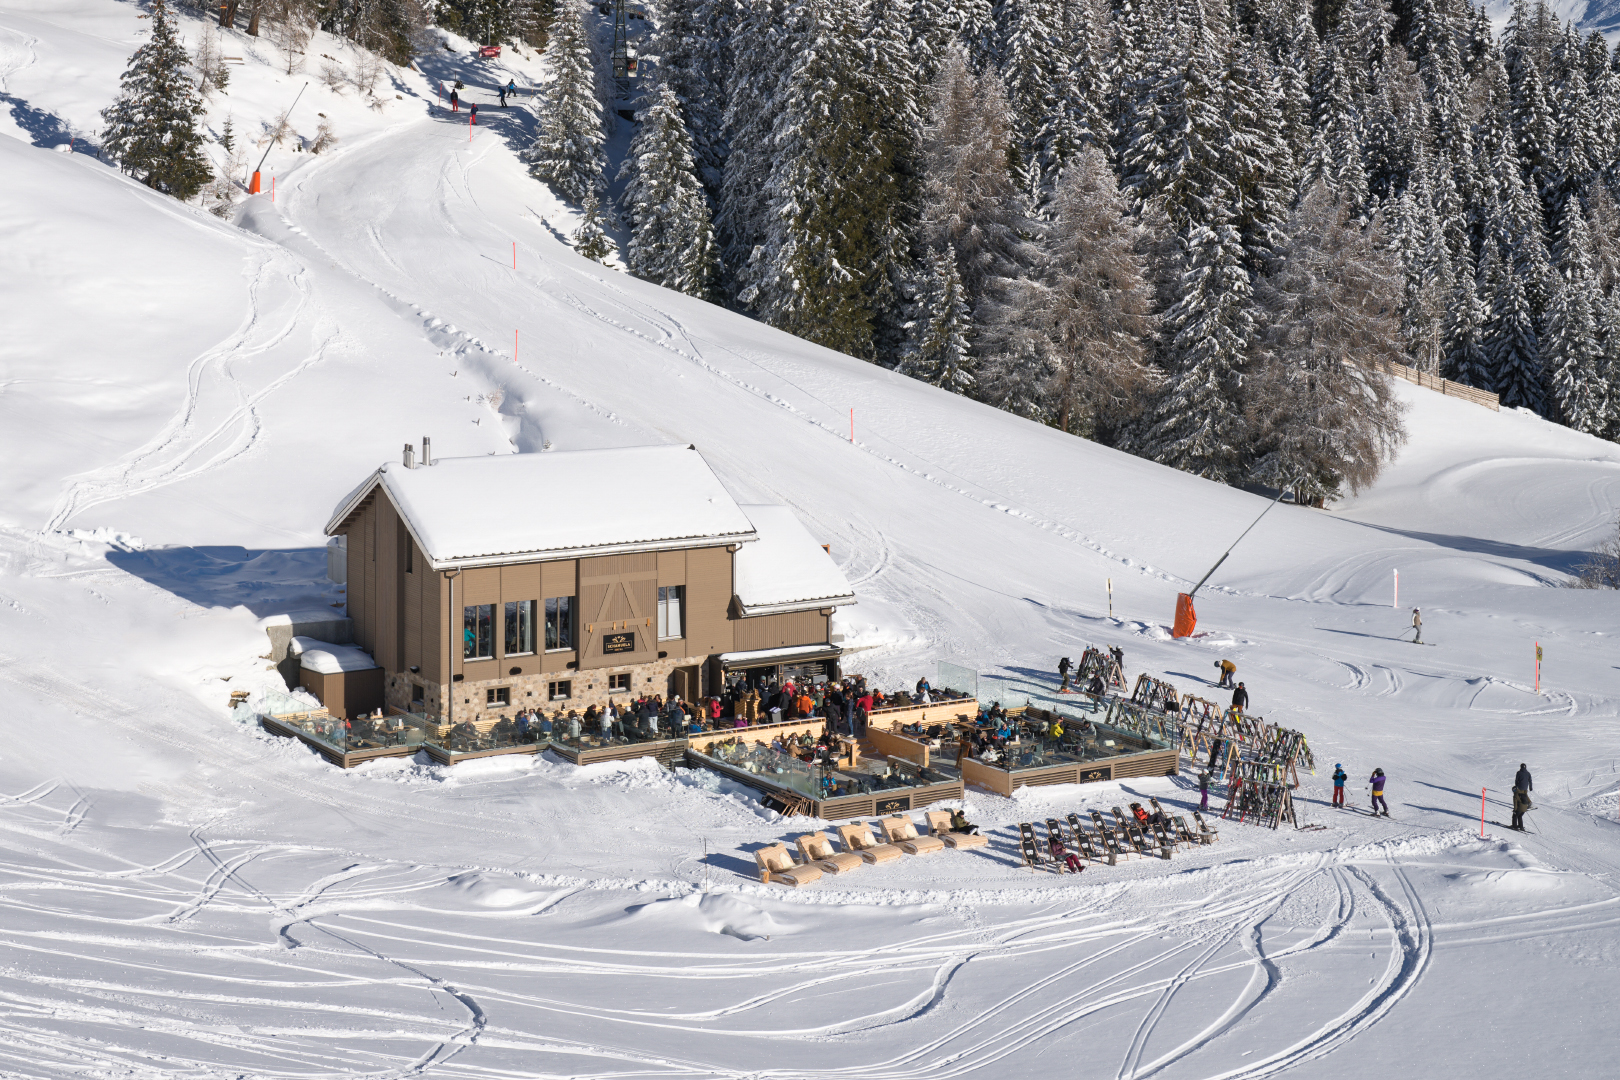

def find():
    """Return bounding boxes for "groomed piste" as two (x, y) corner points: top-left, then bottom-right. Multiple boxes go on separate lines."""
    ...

(2, 5), (1620, 1078)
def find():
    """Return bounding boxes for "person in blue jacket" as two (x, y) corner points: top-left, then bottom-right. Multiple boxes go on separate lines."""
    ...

(1332, 764), (1348, 808)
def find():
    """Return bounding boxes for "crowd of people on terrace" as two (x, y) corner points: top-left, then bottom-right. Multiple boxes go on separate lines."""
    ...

(456, 674), (974, 753)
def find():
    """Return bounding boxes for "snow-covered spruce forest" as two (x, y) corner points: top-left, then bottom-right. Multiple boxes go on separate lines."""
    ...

(513, 0), (1620, 503)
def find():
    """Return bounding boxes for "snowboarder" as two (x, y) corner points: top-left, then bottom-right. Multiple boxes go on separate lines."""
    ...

(1369, 768), (1388, 816)
(469, 102), (478, 125)
(1214, 658), (1236, 688)
(1331, 763), (1347, 807)
(450, 88), (459, 112)
(1410, 608), (1422, 644)
(1231, 682), (1249, 713)
(1512, 763), (1533, 830)
(1058, 656), (1072, 692)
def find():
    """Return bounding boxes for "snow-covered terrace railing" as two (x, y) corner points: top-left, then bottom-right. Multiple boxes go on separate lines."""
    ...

(1370, 358), (1500, 411)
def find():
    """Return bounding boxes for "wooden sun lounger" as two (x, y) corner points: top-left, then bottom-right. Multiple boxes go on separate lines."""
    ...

(1067, 813), (1113, 865)
(880, 814), (947, 855)
(755, 843), (823, 887)
(797, 831), (863, 874)
(925, 810), (988, 850)
(1193, 810), (1221, 843)
(837, 822), (905, 865)
(1173, 815), (1208, 846)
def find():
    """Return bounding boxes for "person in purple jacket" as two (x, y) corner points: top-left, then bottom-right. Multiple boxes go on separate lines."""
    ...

(1369, 768), (1388, 816)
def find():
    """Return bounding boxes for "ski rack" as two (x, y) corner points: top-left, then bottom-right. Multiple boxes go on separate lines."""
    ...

(1077, 646), (1125, 690)
(1129, 673), (1180, 713)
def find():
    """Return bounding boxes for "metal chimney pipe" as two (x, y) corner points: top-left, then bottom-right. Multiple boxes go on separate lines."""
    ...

(422, 437), (432, 466)
(403, 443), (415, 469)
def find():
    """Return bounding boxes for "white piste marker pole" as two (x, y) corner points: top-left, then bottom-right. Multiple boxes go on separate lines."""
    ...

(1107, 578), (1113, 619)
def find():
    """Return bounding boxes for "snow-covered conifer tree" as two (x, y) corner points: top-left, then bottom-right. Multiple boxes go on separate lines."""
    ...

(526, 0), (608, 203)
(100, 0), (212, 200)
(1246, 184), (1407, 503)
(656, 0), (731, 193)
(1139, 219), (1254, 482)
(1485, 237), (1545, 413)
(978, 148), (1154, 439)
(1544, 203), (1607, 432)
(718, 0), (789, 291)
(1444, 253), (1491, 389)
(900, 244), (974, 391)
(618, 84), (719, 299)
(572, 190), (612, 262)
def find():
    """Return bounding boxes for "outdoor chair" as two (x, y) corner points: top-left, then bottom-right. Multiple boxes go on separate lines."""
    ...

(879, 814), (946, 855)
(754, 843), (823, 887)
(925, 810), (988, 850)
(836, 822), (905, 865)
(1173, 815), (1207, 846)
(797, 831), (863, 874)
(1192, 811), (1221, 842)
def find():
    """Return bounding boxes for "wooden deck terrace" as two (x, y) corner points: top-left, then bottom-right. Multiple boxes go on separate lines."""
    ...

(687, 749), (964, 821)
(260, 709), (423, 769)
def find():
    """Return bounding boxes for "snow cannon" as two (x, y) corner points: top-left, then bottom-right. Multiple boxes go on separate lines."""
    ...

(249, 170), (261, 194)
(1172, 593), (1197, 638)
(1172, 489), (1288, 640)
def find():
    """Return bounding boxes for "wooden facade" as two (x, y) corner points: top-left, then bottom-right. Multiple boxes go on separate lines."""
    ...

(330, 484), (840, 730)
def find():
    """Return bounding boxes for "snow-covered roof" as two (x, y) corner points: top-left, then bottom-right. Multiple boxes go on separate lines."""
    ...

(732, 505), (856, 616)
(718, 643), (844, 665)
(325, 446), (758, 568)
(290, 636), (380, 674)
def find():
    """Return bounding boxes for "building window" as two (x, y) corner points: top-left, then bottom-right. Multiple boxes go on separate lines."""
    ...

(412, 683), (425, 704)
(608, 673), (631, 693)
(505, 599), (536, 655)
(487, 687), (510, 707)
(548, 679), (572, 701)
(463, 604), (494, 660)
(545, 596), (574, 651)
(657, 585), (684, 640)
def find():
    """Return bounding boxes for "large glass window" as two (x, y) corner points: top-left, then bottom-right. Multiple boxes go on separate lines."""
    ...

(463, 604), (493, 660)
(545, 596), (574, 651)
(505, 599), (536, 655)
(657, 585), (684, 640)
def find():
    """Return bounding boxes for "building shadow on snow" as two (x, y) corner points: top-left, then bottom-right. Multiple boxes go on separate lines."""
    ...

(106, 545), (340, 618)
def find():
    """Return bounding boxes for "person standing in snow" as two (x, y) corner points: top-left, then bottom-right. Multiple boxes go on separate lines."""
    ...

(1199, 771), (1210, 812)
(1410, 608), (1422, 644)
(1369, 768), (1388, 816)
(1058, 656), (1072, 692)
(1512, 763), (1533, 830)
(1214, 659), (1236, 688)
(498, 83), (507, 107)
(450, 88), (459, 112)
(1231, 682), (1249, 713)
(1332, 764), (1347, 807)
(506, 79), (517, 103)
(469, 102), (479, 125)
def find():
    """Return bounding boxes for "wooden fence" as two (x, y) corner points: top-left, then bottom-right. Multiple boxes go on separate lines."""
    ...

(1371, 358), (1500, 411)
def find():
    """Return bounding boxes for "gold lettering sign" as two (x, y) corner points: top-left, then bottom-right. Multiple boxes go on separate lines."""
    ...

(603, 632), (635, 655)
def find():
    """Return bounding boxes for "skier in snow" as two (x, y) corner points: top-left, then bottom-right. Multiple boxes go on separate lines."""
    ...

(1369, 768), (1388, 816)
(1231, 682), (1249, 713)
(498, 83), (507, 107)
(1058, 656), (1072, 692)
(506, 79), (517, 102)
(1410, 608), (1422, 644)
(1332, 764), (1347, 807)
(1512, 763), (1533, 830)
(1214, 659), (1237, 688)
(450, 88), (459, 112)
(469, 102), (478, 125)
(1110, 645), (1124, 672)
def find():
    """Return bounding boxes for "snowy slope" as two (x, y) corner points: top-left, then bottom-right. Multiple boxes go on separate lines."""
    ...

(3, 5), (1620, 1078)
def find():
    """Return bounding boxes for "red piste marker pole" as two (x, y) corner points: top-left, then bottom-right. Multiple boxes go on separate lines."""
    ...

(271, 175), (275, 203)
(849, 408), (854, 443)
(1480, 787), (1486, 838)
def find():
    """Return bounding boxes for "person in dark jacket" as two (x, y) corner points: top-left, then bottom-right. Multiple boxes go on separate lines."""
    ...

(450, 88), (459, 112)
(1231, 682), (1249, 712)
(1058, 656), (1072, 691)
(1512, 763), (1533, 830)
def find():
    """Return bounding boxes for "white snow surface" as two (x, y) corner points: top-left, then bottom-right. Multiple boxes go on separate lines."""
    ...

(335, 446), (758, 565)
(733, 504), (856, 614)
(288, 635), (378, 674)
(2, 5), (1619, 1079)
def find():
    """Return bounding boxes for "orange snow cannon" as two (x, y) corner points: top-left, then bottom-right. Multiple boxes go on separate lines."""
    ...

(1172, 593), (1197, 638)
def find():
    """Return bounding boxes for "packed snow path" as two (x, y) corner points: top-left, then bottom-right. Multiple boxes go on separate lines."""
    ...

(3, 8), (1620, 1077)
